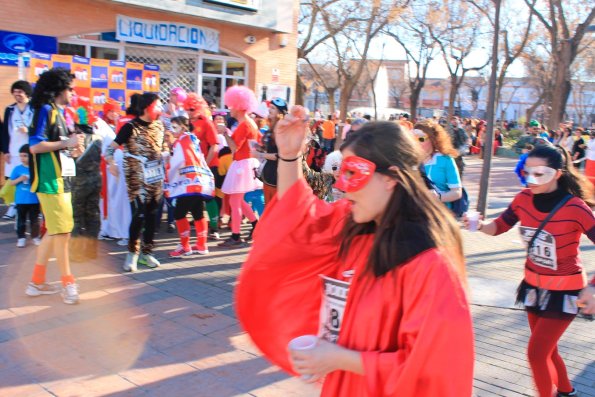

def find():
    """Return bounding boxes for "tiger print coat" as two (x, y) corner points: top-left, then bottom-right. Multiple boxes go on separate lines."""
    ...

(118, 119), (167, 203)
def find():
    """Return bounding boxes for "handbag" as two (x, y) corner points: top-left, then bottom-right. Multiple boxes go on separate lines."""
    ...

(450, 187), (469, 218)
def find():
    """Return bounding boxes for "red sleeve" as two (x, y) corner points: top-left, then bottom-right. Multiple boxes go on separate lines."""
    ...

(570, 198), (595, 242)
(232, 122), (249, 147)
(204, 119), (219, 147)
(494, 190), (526, 235)
(236, 179), (350, 373)
(361, 250), (474, 397)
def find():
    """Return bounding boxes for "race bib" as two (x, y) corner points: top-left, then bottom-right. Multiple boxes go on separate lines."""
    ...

(143, 160), (165, 184)
(519, 226), (557, 270)
(60, 151), (76, 177)
(319, 275), (351, 344)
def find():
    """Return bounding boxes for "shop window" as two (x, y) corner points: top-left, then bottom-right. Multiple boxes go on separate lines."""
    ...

(203, 59), (223, 74)
(202, 76), (222, 107)
(91, 46), (119, 60)
(226, 61), (245, 77)
(226, 78), (245, 88)
(58, 43), (85, 57)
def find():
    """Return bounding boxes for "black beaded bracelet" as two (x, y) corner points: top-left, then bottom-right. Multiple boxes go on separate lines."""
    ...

(276, 153), (302, 162)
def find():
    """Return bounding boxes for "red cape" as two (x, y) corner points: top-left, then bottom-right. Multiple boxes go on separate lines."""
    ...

(236, 179), (474, 397)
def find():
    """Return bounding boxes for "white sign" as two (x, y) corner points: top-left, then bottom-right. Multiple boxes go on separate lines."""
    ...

(116, 15), (219, 52)
(205, 0), (258, 11)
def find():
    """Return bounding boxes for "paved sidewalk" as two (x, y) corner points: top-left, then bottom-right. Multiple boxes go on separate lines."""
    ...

(0, 156), (593, 396)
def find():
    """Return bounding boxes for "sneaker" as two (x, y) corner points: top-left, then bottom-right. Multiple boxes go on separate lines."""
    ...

(32, 237), (42, 246)
(3, 205), (16, 220)
(208, 230), (220, 240)
(167, 223), (176, 233)
(139, 253), (160, 268)
(16, 238), (26, 248)
(217, 237), (248, 248)
(97, 234), (115, 241)
(191, 244), (209, 255)
(169, 245), (193, 258)
(557, 389), (578, 397)
(25, 282), (60, 296)
(62, 283), (80, 305)
(117, 238), (129, 246)
(123, 252), (139, 272)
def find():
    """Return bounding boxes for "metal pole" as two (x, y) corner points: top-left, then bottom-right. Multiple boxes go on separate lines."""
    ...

(477, 0), (501, 215)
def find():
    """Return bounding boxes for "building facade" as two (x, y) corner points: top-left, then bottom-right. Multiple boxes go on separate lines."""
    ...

(0, 0), (299, 110)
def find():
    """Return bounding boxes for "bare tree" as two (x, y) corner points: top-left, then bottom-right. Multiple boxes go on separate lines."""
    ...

(317, 0), (407, 147)
(523, 0), (595, 127)
(428, 1), (490, 120)
(296, 0), (362, 104)
(385, 3), (438, 120)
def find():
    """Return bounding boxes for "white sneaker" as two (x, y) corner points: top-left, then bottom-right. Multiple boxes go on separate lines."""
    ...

(117, 238), (129, 246)
(3, 205), (16, 220)
(139, 253), (160, 268)
(123, 252), (139, 272)
(16, 238), (26, 248)
(62, 283), (80, 305)
(33, 237), (42, 246)
(25, 282), (60, 296)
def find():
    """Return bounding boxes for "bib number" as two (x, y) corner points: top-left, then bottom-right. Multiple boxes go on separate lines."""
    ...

(319, 275), (350, 344)
(143, 159), (165, 184)
(519, 226), (557, 270)
(60, 151), (76, 177)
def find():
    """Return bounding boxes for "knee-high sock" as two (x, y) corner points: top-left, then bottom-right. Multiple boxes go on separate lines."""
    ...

(176, 218), (191, 250)
(205, 199), (219, 230)
(194, 218), (208, 251)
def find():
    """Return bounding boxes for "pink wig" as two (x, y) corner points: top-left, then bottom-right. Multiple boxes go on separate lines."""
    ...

(225, 85), (258, 112)
(170, 87), (188, 102)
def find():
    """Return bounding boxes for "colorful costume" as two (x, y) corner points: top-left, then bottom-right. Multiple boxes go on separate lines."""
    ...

(165, 131), (215, 256)
(493, 188), (594, 396)
(237, 179), (475, 397)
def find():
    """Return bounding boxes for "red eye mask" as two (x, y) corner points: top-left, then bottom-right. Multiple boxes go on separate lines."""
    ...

(335, 156), (376, 192)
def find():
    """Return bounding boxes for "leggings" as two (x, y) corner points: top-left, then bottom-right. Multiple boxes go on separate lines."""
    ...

(16, 203), (40, 239)
(173, 195), (204, 221)
(128, 196), (160, 255)
(526, 312), (574, 396)
(229, 193), (257, 234)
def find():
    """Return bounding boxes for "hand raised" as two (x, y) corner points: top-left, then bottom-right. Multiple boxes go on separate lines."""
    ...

(275, 106), (310, 157)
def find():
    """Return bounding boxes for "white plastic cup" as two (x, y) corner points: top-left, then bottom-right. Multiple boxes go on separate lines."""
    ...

(467, 210), (480, 232)
(288, 335), (318, 380)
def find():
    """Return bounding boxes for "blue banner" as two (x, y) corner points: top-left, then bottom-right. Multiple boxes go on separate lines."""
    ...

(116, 15), (219, 52)
(0, 30), (57, 66)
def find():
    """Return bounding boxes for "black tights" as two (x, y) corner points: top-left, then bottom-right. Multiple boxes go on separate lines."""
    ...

(128, 196), (160, 254)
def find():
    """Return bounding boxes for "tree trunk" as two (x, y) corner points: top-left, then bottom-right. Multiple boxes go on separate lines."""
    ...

(336, 80), (356, 149)
(525, 94), (544, 125)
(409, 85), (422, 122)
(447, 76), (459, 120)
(547, 43), (572, 128)
(296, 72), (305, 106)
(327, 87), (337, 115)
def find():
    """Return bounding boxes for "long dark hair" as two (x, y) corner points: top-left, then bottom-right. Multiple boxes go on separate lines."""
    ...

(528, 145), (595, 206)
(338, 121), (465, 279)
(30, 68), (74, 109)
(126, 93), (142, 116)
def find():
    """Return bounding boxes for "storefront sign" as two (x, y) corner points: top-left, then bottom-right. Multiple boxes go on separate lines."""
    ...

(116, 15), (219, 52)
(204, 0), (258, 11)
(0, 30), (57, 66)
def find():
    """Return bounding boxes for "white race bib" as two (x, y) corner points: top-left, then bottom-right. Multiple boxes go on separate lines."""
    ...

(319, 275), (351, 344)
(519, 226), (558, 270)
(142, 159), (165, 184)
(60, 151), (76, 177)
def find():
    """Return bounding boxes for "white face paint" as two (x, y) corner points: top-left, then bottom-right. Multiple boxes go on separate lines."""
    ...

(523, 166), (557, 185)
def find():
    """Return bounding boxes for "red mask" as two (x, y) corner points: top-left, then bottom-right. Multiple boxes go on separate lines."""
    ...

(147, 101), (162, 121)
(335, 156), (376, 192)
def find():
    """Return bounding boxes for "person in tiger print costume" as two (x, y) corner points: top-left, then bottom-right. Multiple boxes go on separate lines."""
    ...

(106, 93), (168, 272)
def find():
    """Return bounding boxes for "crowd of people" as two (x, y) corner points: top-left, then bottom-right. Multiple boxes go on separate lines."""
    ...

(0, 68), (594, 396)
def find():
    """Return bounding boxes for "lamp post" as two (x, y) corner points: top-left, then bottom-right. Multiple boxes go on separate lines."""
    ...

(477, 0), (502, 216)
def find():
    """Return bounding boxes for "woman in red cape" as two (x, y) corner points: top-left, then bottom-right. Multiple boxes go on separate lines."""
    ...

(236, 107), (474, 397)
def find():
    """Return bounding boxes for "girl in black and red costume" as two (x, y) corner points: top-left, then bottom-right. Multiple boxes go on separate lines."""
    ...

(469, 145), (594, 397)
